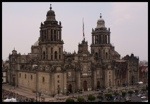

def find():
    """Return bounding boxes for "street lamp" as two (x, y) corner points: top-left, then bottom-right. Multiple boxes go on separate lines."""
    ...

(64, 88), (66, 95)
(36, 92), (37, 102)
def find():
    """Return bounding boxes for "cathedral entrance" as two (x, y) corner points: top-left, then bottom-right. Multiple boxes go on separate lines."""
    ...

(12, 77), (15, 86)
(83, 81), (87, 91)
(97, 81), (100, 89)
(131, 76), (134, 85)
(68, 84), (73, 93)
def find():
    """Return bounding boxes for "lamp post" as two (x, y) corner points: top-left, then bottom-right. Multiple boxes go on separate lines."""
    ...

(36, 92), (38, 102)
(64, 88), (66, 95)
(39, 92), (41, 102)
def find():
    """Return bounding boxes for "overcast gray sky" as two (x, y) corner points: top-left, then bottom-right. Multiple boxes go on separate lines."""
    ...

(2, 2), (148, 61)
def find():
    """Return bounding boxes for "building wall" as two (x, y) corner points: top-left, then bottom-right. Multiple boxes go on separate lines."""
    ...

(2, 72), (7, 83)
(37, 72), (50, 94)
(18, 72), (36, 91)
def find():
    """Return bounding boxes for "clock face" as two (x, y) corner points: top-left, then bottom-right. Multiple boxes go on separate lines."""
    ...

(83, 54), (87, 56)
(83, 65), (87, 71)
(56, 67), (61, 71)
(68, 72), (71, 76)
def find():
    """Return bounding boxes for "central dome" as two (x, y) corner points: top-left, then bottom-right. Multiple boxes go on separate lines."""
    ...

(46, 4), (55, 16)
(46, 4), (56, 21)
(96, 13), (105, 28)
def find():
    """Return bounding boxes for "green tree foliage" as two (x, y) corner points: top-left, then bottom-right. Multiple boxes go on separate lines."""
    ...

(113, 92), (119, 96)
(65, 98), (75, 102)
(134, 90), (139, 94)
(128, 90), (133, 96)
(122, 91), (126, 98)
(105, 93), (113, 100)
(77, 96), (85, 102)
(88, 94), (96, 101)
(97, 95), (103, 101)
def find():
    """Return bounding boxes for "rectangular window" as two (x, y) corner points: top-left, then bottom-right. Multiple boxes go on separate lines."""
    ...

(57, 80), (59, 83)
(31, 75), (32, 80)
(59, 48), (61, 53)
(19, 73), (21, 78)
(51, 55), (53, 60)
(42, 77), (45, 83)
(57, 75), (59, 78)
(25, 74), (26, 79)
(59, 55), (61, 59)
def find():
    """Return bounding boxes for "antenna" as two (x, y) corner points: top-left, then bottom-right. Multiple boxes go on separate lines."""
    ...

(82, 18), (85, 41)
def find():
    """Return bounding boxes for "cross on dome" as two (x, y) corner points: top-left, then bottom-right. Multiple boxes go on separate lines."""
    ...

(50, 4), (52, 10)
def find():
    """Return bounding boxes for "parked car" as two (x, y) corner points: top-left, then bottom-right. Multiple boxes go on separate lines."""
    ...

(142, 100), (148, 102)
(125, 97), (131, 102)
(137, 94), (142, 97)
(141, 96), (146, 99)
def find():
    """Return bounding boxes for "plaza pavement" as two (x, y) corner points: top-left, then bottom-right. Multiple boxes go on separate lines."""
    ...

(2, 83), (147, 102)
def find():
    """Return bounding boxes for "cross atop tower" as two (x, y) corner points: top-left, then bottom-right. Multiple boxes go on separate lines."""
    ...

(100, 13), (102, 18)
(50, 4), (52, 10)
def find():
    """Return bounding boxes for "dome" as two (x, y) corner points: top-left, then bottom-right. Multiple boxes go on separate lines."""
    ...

(96, 13), (105, 28)
(97, 18), (104, 22)
(46, 4), (56, 21)
(46, 4), (55, 16)
(33, 40), (39, 46)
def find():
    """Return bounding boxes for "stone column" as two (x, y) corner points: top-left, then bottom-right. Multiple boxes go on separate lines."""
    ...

(77, 71), (81, 90)
(108, 35), (110, 44)
(98, 35), (99, 44)
(92, 35), (94, 44)
(101, 35), (103, 44)
(63, 73), (67, 94)
(56, 30), (58, 41)
(52, 30), (54, 41)
(60, 31), (61, 41)
(93, 70), (97, 90)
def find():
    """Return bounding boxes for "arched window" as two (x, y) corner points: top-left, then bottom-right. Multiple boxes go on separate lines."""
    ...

(95, 52), (98, 58)
(59, 48), (61, 54)
(95, 52), (98, 60)
(51, 34), (53, 41)
(106, 52), (108, 59)
(42, 77), (45, 83)
(99, 49), (101, 57)
(54, 34), (56, 41)
(51, 48), (53, 53)
(43, 51), (46, 60)
(54, 51), (57, 60)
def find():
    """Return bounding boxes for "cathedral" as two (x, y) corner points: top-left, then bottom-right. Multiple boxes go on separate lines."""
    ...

(7, 5), (139, 95)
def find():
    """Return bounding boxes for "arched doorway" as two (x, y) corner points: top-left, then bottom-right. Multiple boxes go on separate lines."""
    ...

(131, 76), (134, 85)
(83, 81), (87, 91)
(97, 81), (100, 89)
(68, 84), (73, 93)
(12, 77), (15, 86)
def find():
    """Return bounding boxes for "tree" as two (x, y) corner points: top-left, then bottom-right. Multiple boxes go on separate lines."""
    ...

(105, 93), (113, 100)
(88, 94), (96, 101)
(134, 90), (139, 94)
(77, 96), (85, 102)
(128, 90), (133, 97)
(146, 86), (148, 91)
(114, 92), (119, 96)
(65, 98), (75, 102)
(141, 88), (146, 92)
(97, 95), (103, 101)
(122, 91), (126, 98)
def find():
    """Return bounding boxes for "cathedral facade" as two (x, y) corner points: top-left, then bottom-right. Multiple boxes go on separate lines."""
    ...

(7, 5), (139, 95)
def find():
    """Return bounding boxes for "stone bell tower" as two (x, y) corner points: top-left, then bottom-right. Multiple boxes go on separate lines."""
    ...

(90, 13), (111, 62)
(39, 4), (64, 62)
